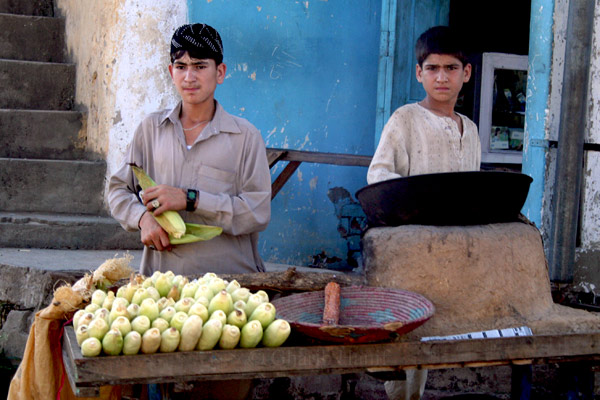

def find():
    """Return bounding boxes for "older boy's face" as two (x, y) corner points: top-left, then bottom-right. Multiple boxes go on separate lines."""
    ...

(168, 52), (226, 106)
(416, 54), (471, 104)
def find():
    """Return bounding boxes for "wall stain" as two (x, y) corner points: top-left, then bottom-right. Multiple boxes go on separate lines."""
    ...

(324, 187), (367, 271)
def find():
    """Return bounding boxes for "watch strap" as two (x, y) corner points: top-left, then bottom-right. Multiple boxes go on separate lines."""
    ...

(186, 189), (198, 211)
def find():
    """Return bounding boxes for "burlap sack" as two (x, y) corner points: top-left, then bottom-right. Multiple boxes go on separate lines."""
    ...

(8, 255), (133, 399)
(7, 303), (120, 400)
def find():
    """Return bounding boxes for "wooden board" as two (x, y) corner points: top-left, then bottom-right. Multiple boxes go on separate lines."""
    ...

(266, 148), (372, 167)
(219, 268), (366, 292)
(109, 269), (366, 295)
(63, 326), (600, 397)
(265, 148), (372, 200)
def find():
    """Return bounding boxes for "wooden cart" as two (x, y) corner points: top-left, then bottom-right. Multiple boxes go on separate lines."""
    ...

(62, 327), (600, 398)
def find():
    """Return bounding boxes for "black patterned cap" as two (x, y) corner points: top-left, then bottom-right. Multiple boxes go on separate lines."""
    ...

(171, 23), (223, 64)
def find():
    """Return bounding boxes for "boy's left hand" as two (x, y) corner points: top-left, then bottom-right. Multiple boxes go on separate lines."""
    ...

(142, 184), (187, 216)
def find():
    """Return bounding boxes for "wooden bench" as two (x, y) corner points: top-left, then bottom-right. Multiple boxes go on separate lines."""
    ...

(266, 148), (372, 199)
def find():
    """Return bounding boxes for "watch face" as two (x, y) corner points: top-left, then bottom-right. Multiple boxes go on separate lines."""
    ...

(186, 189), (198, 211)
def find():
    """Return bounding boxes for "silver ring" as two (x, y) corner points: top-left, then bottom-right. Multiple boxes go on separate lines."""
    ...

(151, 199), (160, 209)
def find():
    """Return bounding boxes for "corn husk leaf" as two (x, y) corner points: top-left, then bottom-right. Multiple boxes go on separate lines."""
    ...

(92, 254), (135, 290)
(169, 223), (223, 245)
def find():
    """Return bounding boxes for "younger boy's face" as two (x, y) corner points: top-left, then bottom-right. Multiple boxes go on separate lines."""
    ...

(168, 52), (226, 106)
(416, 54), (471, 105)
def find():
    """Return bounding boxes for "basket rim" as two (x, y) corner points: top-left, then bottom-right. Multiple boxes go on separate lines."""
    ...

(272, 285), (435, 330)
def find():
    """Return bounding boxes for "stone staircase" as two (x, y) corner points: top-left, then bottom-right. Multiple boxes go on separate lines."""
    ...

(0, 0), (141, 249)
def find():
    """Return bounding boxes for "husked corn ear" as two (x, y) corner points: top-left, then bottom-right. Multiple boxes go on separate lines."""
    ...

(154, 211), (186, 239)
(130, 165), (157, 191)
(130, 165), (186, 239)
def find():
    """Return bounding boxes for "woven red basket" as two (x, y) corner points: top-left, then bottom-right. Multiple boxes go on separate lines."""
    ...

(271, 286), (434, 344)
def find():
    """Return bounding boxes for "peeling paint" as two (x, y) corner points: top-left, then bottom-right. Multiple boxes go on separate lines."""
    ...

(266, 127), (277, 141)
(269, 46), (302, 80)
(296, 133), (311, 149)
(326, 79), (341, 112)
(309, 176), (318, 190)
(113, 110), (122, 125)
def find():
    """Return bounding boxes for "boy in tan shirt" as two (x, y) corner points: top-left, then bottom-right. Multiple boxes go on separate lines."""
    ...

(108, 24), (271, 278)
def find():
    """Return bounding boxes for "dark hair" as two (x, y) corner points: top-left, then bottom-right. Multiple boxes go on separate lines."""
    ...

(415, 26), (468, 67)
(170, 23), (224, 65)
(170, 49), (223, 66)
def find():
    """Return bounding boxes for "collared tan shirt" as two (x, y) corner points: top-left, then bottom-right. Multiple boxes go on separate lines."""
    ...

(108, 101), (271, 276)
(367, 103), (481, 184)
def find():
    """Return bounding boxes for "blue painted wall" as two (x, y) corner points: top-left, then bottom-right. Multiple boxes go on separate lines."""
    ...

(188, 1), (381, 266)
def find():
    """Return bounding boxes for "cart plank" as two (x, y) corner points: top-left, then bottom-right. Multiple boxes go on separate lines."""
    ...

(218, 268), (365, 292)
(63, 326), (600, 394)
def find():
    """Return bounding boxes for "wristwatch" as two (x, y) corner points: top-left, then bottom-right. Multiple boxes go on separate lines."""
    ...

(186, 189), (199, 211)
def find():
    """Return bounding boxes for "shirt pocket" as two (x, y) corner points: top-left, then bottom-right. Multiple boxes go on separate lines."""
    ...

(194, 164), (237, 195)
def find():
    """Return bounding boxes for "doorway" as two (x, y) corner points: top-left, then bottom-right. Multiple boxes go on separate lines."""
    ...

(449, 0), (531, 169)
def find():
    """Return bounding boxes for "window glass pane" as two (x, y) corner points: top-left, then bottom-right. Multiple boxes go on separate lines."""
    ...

(490, 69), (527, 152)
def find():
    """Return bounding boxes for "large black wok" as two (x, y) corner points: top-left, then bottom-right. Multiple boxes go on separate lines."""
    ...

(355, 171), (533, 227)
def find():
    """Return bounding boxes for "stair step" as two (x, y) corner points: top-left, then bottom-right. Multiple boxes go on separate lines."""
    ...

(0, 0), (53, 16)
(0, 158), (106, 214)
(0, 13), (65, 63)
(0, 59), (74, 110)
(0, 212), (143, 250)
(0, 109), (99, 160)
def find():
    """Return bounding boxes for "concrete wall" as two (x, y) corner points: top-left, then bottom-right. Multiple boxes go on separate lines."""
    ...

(578, 0), (600, 289)
(54, 0), (187, 194)
(545, 0), (600, 291)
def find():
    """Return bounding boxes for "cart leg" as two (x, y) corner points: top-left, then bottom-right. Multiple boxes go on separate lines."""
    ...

(341, 373), (359, 400)
(510, 364), (532, 400)
(148, 383), (162, 400)
(560, 362), (594, 400)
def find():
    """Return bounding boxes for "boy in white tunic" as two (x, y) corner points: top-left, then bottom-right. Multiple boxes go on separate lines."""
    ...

(367, 26), (480, 184)
(367, 26), (481, 400)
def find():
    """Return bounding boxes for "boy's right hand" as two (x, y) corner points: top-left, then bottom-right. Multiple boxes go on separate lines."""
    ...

(139, 211), (173, 252)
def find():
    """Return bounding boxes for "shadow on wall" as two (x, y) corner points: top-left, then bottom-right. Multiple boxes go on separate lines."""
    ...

(307, 187), (366, 272)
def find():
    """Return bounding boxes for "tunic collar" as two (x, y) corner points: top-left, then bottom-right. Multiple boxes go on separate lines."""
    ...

(161, 100), (242, 137)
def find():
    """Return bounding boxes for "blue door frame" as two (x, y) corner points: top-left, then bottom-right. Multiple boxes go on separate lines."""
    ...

(522, 0), (554, 228)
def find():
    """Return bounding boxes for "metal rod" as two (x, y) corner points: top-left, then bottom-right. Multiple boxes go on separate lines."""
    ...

(548, 0), (596, 282)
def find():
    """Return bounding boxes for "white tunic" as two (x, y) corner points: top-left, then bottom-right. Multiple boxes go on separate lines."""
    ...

(367, 103), (481, 184)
